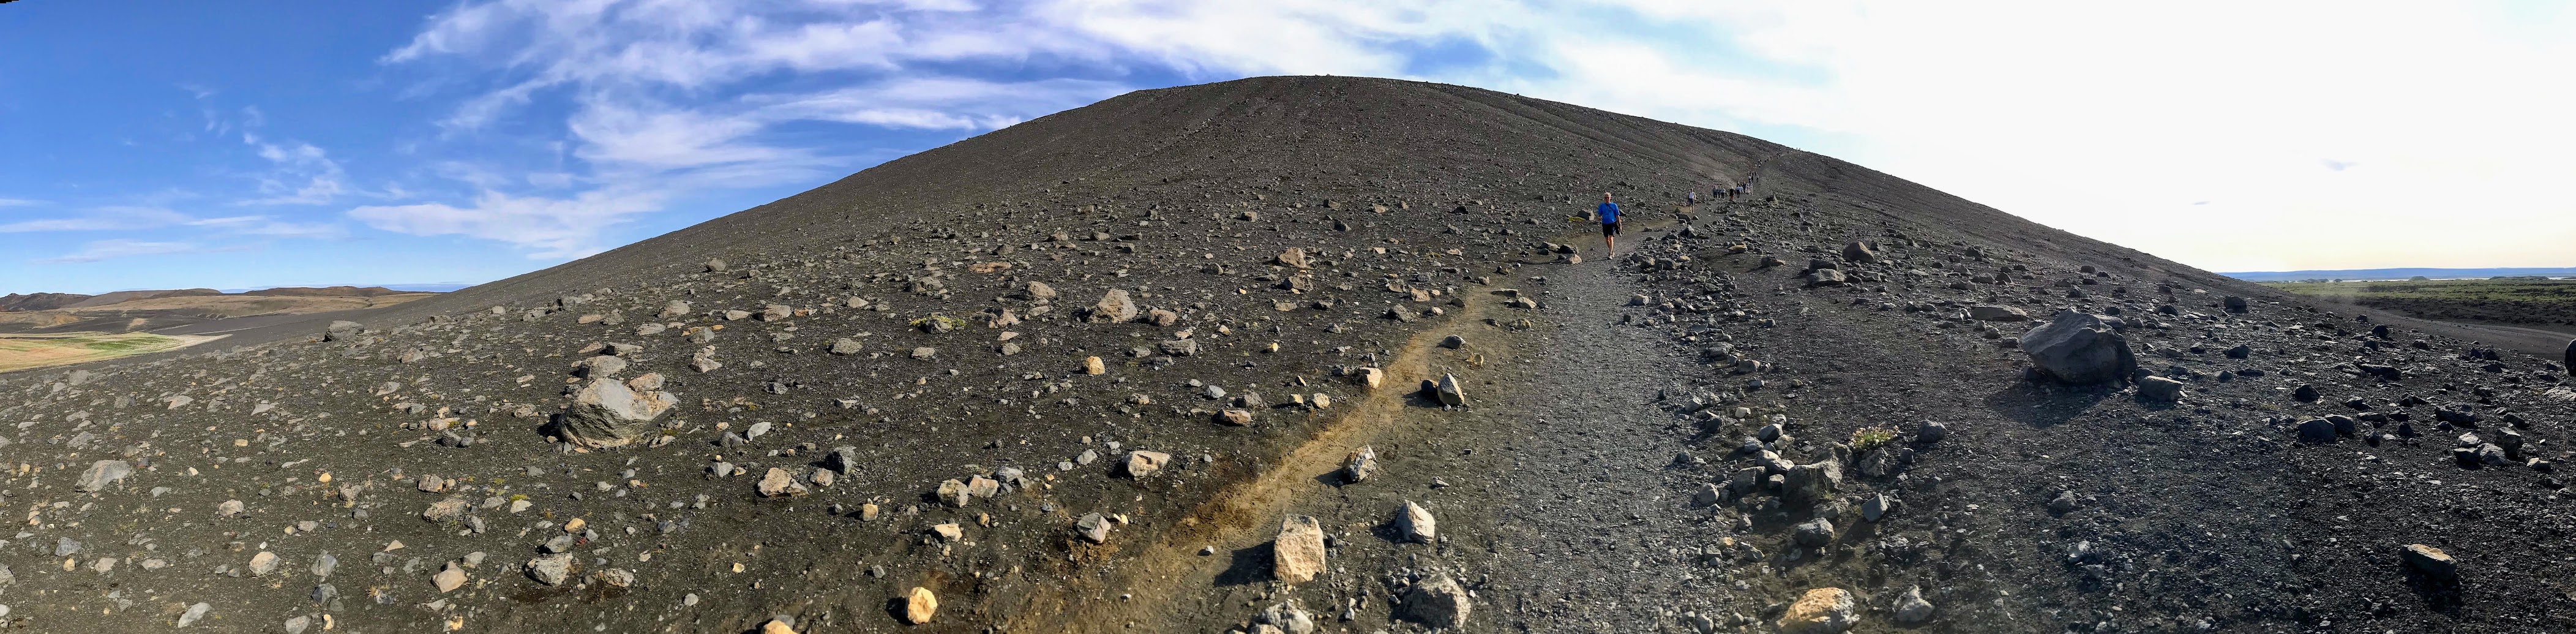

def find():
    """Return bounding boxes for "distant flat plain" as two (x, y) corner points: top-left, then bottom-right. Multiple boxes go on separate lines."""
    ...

(2263, 277), (2576, 334)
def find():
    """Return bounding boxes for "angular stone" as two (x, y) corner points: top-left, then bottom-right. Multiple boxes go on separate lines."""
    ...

(1273, 515), (1327, 583)
(757, 468), (808, 497)
(1792, 518), (1834, 546)
(432, 562), (467, 593)
(904, 586), (939, 624)
(1394, 500), (1437, 543)
(1125, 450), (1172, 478)
(1076, 512), (1112, 543)
(1087, 289), (1139, 323)
(1840, 241), (1875, 262)
(2138, 375), (2185, 400)
(525, 553), (575, 586)
(1342, 445), (1378, 483)
(1276, 247), (1311, 268)
(1777, 587), (1859, 633)
(248, 551), (281, 576)
(1433, 373), (1466, 406)
(552, 378), (676, 448)
(1400, 573), (1472, 628)
(2403, 543), (2457, 581)
(2019, 310), (2137, 384)
(2296, 418), (2337, 443)
(1892, 586), (1936, 625)
(75, 459), (133, 492)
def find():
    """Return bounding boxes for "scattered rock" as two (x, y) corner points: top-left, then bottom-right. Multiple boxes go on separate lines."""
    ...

(1088, 289), (1140, 323)
(1394, 500), (1437, 542)
(525, 553), (574, 586)
(757, 468), (809, 497)
(1342, 445), (1379, 483)
(552, 378), (677, 448)
(74, 459), (132, 492)
(904, 587), (939, 624)
(1433, 373), (1467, 406)
(2403, 543), (2457, 582)
(1076, 512), (1113, 543)
(1400, 574), (1472, 628)
(1273, 515), (1328, 583)
(1792, 518), (1835, 546)
(2020, 310), (2137, 384)
(1892, 586), (1936, 624)
(1777, 587), (1859, 633)
(2138, 375), (2185, 400)
(1125, 450), (1172, 478)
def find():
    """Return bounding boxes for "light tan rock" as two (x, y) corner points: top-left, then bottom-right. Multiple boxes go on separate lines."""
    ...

(1273, 515), (1327, 583)
(1125, 450), (1172, 478)
(1395, 500), (1436, 542)
(1083, 356), (1107, 375)
(904, 587), (939, 624)
(757, 468), (809, 497)
(1777, 587), (1860, 633)
(554, 378), (676, 448)
(432, 562), (467, 593)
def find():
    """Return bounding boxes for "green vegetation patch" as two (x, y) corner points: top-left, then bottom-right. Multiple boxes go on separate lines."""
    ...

(2263, 278), (2576, 328)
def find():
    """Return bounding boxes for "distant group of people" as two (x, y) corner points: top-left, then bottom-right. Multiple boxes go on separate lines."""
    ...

(1589, 177), (1757, 254)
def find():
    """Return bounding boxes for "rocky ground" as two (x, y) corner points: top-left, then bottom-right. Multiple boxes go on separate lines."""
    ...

(2, 76), (2573, 634)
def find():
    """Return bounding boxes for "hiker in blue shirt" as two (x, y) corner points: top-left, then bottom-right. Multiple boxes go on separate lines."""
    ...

(1597, 192), (1621, 254)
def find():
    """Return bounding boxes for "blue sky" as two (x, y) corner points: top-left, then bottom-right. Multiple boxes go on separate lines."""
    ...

(5, 1), (2573, 295)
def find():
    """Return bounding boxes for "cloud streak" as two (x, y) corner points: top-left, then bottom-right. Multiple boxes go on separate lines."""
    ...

(33, 239), (253, 264)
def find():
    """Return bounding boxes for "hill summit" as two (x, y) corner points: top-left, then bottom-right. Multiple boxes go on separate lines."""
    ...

(4, 76), (2570, 633)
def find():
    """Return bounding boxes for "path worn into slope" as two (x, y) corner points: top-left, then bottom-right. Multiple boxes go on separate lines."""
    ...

(1481, 232), (1721, 632)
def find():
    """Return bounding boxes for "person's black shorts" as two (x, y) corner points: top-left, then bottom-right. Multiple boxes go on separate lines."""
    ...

(1601, 222), (1620, 237)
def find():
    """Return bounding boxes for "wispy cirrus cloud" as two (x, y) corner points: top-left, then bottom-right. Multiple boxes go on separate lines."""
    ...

(369, 0), (1139, 257)
(348, 189), (666, 259)
(0, 206), (192, 233)
(237, 134), (351, 206)
(33, 239), (253, 264)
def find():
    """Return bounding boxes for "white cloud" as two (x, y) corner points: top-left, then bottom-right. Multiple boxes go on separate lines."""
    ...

(372, 1), (1142, 258)
(0, 198), (42, 207)
(348, 189), (667, 259)
(33, 240), (234, 264)
(238, 134), (351, 206)
(0, 207), (191, 233)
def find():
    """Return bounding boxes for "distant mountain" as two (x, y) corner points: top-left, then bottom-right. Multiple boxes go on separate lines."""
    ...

(61, 289), (221, 309)
(242, 285), (411, 297)
(2222, 266), (2576, 282)
(1, 285), (452, 312)
(0, 292), (92, 312)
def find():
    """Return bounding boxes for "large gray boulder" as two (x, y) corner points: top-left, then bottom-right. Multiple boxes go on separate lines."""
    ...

(2019, 310), (2137, 384)
(2564, 338), (2574, 375)
(551, 378), (678, 448)
(322, 320), (362, 342)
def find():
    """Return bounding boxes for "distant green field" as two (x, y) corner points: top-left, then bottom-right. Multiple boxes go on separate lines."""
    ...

(0, 331), (227, 373)
(2263, 278), (2576, 328)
